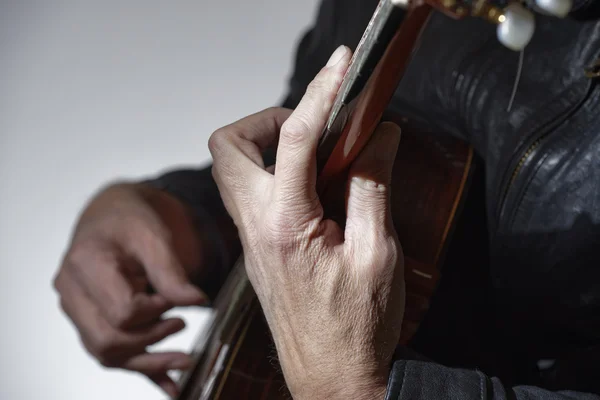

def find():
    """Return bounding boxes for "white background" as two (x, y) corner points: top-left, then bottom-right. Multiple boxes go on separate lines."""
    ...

(0, 1), (320, 399)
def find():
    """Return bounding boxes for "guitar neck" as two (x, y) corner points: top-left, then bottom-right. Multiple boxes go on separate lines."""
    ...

(176, 258), (255, 400)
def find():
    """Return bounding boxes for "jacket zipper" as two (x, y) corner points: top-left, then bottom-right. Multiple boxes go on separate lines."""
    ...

(496, 78), (596, 228)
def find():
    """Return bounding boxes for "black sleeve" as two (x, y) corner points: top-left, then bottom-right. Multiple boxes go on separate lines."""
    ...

(384, 360), (600, 400)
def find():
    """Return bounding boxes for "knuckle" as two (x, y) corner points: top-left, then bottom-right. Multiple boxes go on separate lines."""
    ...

(65, 241), (93, 270)
(306, 72), (337, 103)
(352, 176), (389, 197)
(107, 302), (135, 329)
(365, 237), (399, 270)
(90, 329), (119, 360)
(125, 214), (171, 251)
(52, 270), (65, 293)
(261, 217), (294, 249)
(208, 127), (233, 156)
(97, 353), (119, 368)
(280, 116), (312, 146)
(306, 74), (329, 97)
(137, 217), (170, 243)
(261, 212), (310, 254)
(379, 239), (400, 269)
(66, 238), (119, 274)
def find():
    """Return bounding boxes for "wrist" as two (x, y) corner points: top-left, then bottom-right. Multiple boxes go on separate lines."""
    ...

(281, 358), (389, 400)
(290, 373), (388, 400)
(274, 331), (390, 400)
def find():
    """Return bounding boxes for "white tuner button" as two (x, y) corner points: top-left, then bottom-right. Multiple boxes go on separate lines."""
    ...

(497, 3), (536, 51)
(535, 0), (572, 17)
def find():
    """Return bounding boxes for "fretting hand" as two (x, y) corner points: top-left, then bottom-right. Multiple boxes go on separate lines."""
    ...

(209, 45), (405, 400)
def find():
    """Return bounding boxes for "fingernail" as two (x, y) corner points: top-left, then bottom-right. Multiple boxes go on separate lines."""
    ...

(182, 284), (209, 304)
(326, 45), (348, 67)
(191, 286), (210, 305)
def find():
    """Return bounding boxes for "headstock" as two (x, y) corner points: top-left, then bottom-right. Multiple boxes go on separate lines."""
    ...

(394, 0), (573, 50)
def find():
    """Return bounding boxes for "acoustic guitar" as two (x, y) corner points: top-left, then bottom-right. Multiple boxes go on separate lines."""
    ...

(174, 0), (563, 397)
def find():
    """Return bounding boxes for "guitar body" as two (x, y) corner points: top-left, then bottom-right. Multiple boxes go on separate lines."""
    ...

(208, 123), (474, 399)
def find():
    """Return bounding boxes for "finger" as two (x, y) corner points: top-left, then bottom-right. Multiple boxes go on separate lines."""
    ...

(209, 108), (292, 223)
(124, 317), (187, 349)
(55, 268), (104, 348)
(209, 107), (292, 169)
(57, 270), (186, 366)
(274, 45), (351, 206)
(67, 241), (171, 329)
(119, 212), (209, 307)
(345, 122), (401, 244)
(148, 372), (180, 399)
(123, 351), (193, 376)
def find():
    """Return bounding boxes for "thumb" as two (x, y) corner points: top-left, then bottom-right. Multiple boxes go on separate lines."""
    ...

(140, 237), (208, 306)
(345, 122), (401, 243)
(122, 216), (208, 306)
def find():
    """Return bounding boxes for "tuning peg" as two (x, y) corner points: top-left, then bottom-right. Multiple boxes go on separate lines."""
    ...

(534, 0), (572, 17)
(497, 3), (536, 51)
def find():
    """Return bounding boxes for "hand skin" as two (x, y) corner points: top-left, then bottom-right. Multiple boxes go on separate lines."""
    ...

(209, 45), (405, 400)
(54, 182), (209, 397)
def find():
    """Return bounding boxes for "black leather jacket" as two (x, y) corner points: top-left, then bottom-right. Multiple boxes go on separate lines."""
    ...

(147, 1), (600, 398)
